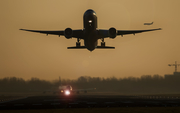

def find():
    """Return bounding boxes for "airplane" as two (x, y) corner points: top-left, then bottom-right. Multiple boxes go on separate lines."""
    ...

(43, 77), (96, 96)
(20, 9), (161, 51)
(144, 22), (154, 25)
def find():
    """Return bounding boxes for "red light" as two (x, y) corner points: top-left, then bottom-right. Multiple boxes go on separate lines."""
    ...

(65, 90), (70, 95)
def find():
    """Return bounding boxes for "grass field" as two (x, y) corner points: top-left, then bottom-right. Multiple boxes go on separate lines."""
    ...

(0, 107), (180, 113)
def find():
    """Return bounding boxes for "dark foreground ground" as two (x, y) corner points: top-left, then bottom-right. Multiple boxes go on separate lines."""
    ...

(1, 107), (180, 113)
(0, 93), (180, 112)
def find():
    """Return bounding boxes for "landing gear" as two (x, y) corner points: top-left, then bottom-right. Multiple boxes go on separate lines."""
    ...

(101, 38), (105, 47)
(67, 38), (86, 49)
(97, 38), (114, 48)
(76, 38), (81, 47)
(76, 42), (80, 47)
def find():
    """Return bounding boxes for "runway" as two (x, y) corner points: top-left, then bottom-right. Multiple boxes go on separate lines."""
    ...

(0, 94), (180, 110)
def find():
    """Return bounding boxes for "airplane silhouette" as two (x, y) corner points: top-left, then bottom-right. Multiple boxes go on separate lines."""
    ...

(144, 22), (154, 25)
(43, 77), (96, 95)
(20, 9), (161, 51)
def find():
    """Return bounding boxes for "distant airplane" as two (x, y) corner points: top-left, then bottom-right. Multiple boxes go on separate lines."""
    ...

(43, 77), (96, 95)
(144, 22), (154, 25)
(20, 9), (161, 51)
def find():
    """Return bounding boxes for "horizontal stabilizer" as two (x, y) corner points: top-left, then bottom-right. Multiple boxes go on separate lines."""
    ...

(67, 46), (86, 49)
(96, 46), (115, 49)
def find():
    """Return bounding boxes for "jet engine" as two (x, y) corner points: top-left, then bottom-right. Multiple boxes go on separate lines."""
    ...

(64, 28), (73, 39)
(108, 27), (117, 39)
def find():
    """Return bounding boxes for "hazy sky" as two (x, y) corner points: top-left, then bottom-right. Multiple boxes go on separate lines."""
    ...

(0, 0), (180, 80)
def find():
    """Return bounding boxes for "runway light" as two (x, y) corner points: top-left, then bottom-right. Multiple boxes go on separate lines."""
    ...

(65, 90), (70, 95)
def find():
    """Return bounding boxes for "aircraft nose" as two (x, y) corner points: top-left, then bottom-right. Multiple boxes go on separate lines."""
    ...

(84, 9), (96, 15)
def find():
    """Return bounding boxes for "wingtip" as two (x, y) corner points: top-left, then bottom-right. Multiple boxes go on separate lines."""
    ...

(19, 29), (27, 31)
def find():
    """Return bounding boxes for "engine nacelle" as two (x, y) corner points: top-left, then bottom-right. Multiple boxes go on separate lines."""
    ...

(108, 27), (117, 39)
(64, 28), (73, 39)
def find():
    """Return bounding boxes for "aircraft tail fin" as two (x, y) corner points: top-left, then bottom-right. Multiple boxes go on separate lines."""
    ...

(67, 46), (115, 49)
(96, 46), (115, 49)
(67, 46), (86, 49)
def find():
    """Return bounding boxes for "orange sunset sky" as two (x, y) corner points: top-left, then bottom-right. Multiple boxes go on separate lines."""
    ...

(0, 0), (180, 80)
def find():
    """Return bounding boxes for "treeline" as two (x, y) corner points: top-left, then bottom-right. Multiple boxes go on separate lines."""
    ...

(0, 75), (180, 94)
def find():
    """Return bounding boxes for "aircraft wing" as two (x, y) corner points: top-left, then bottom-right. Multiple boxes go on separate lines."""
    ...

(98, 28), (161, 38)
(72, 88), (96, 93)
(117, 28), (161, 35)
(43, 90), (59, 94)
(20, 29), (83, 39)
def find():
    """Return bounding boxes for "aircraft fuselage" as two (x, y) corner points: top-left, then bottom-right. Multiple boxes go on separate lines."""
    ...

(83, 9), (98, 51)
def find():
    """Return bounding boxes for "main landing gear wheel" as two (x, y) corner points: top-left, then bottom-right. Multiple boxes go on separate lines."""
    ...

(101, 38), (105, 47)
(76, 38), (81, 47)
